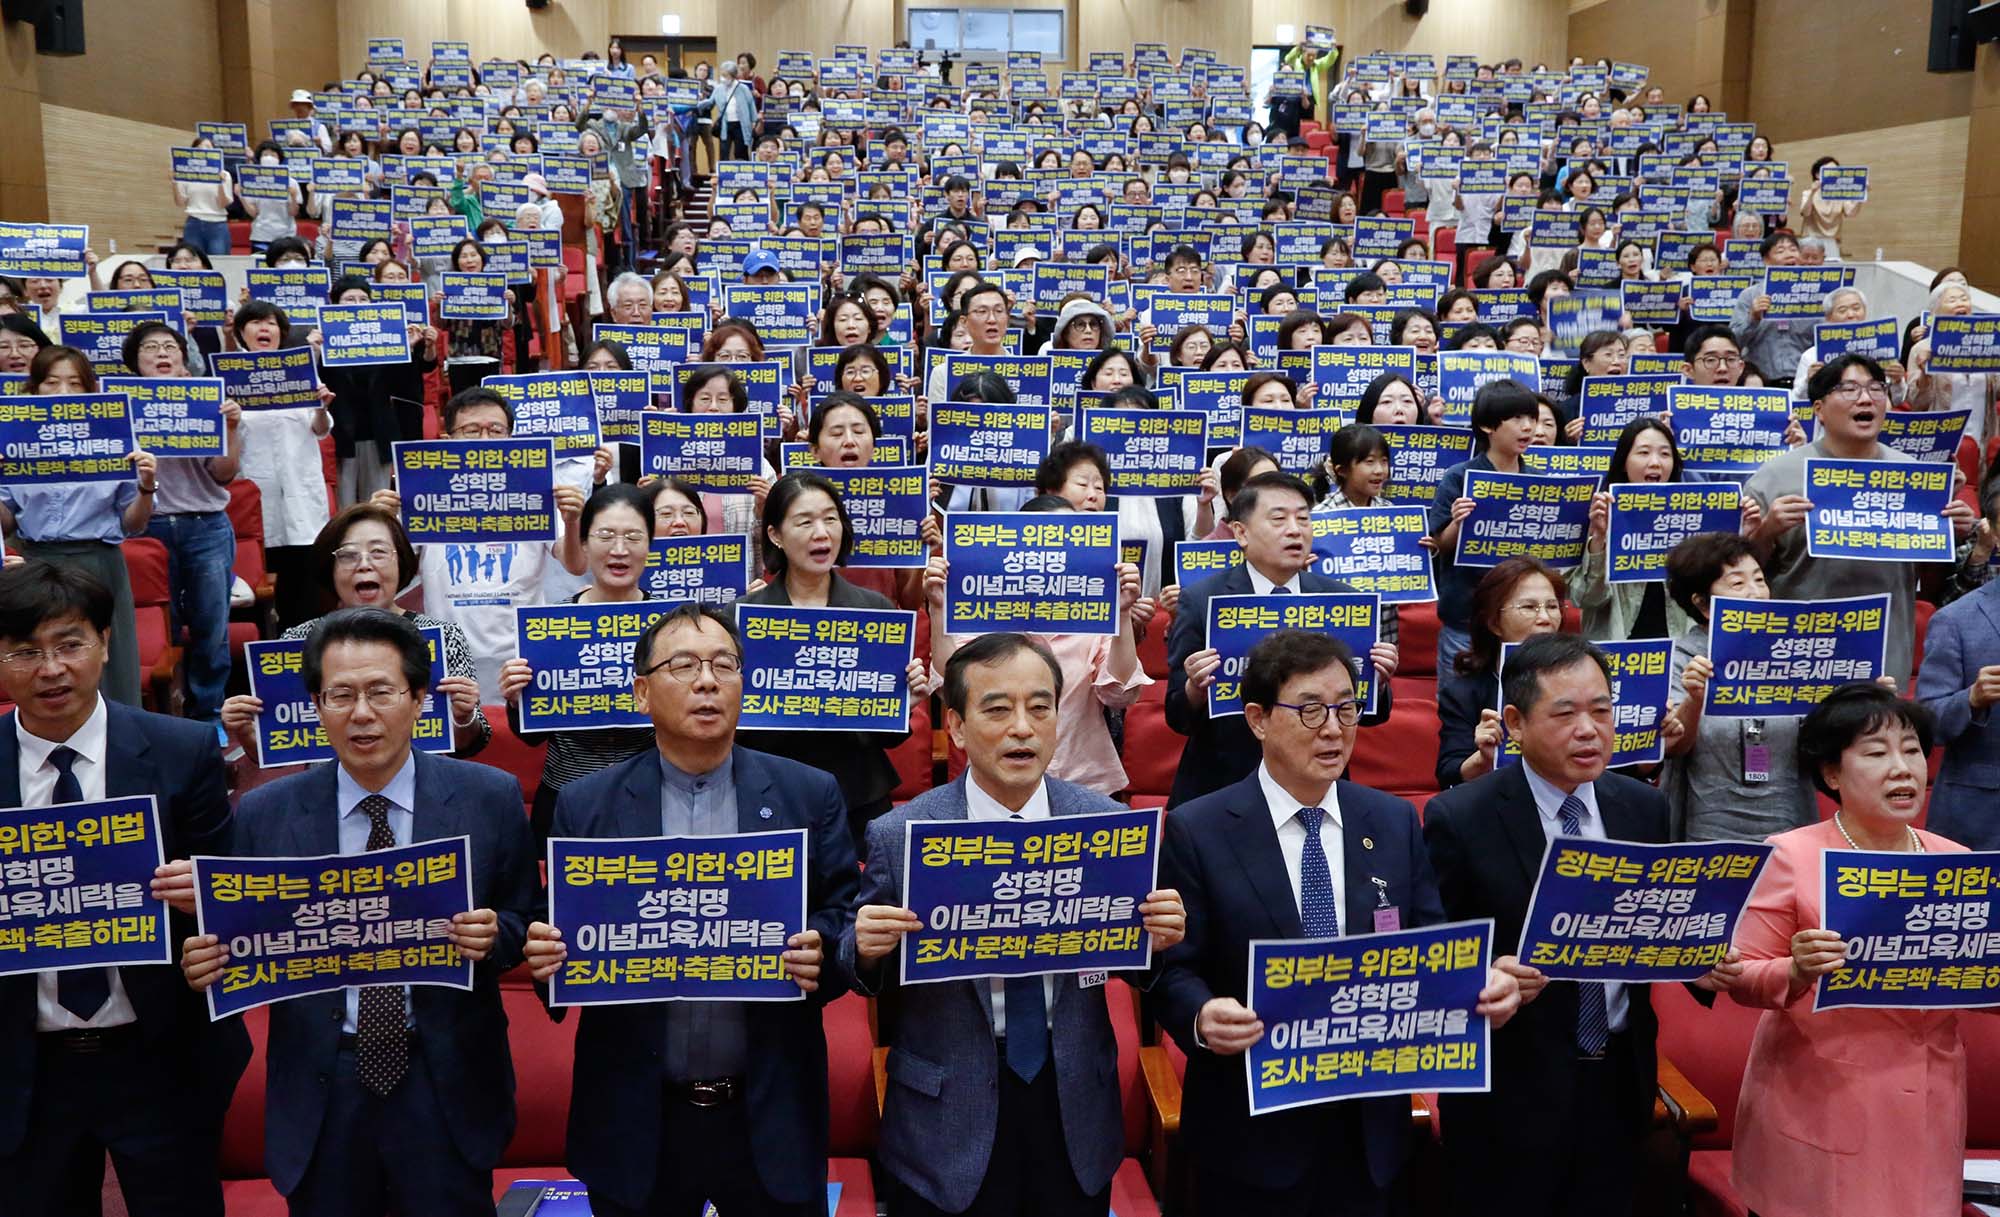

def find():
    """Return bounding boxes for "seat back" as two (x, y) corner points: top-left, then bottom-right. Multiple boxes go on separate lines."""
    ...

(1105, 981), (1149, 1155)
(1397, 601), (1441, 680)
(1346, 697), (1441, 798)
(1119, 683), (1183, 802)
(499, 979), (577, 1165)
(479, 705), (546, 816)
(824, 992), (880, 1156)
(887, 694), (935, 801)
(1652, 981), (1759, 1149)
(122, 536), (173, 609)
(219, 1006), (270, 1179)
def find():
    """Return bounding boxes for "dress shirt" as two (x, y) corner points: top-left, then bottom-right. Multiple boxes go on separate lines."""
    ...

(335, 753), (418, 1034)
(1245, 563), (1304, 596)
(1256, 762), (1346, 928)
(1521, 762), (1629, 1032)
(27, 697), (137, 1031)
(0, 483), (140, 544)
(659, 751), (749, 1080)
(964, 772), (1055, 1036)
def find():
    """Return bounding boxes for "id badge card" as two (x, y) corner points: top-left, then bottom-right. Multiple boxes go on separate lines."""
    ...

(1743, 720), (1770, 784)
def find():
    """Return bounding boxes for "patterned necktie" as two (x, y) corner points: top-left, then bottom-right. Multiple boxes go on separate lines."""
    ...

(1560, 794), (1611, 1057)
(355, 795), (411, 1097)
(51, 746), (109, 1022)
(1296, 807), (1341, 937)
(1002, 814), (1049, 1082)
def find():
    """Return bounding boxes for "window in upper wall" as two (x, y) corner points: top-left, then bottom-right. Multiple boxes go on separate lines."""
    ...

(907, 7), (1067, 60)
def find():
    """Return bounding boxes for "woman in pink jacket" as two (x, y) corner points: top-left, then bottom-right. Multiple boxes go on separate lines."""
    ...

(1728, 683), (1983, 1217)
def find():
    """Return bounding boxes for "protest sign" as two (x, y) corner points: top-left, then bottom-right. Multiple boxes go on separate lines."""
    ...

(150, 267), (229, 326)
(1687, 272), (1759, 324)
(484, 371), (604, 459)
(513, 602), (667, 732)
(593, 320), (701, 393)
(1179, 369), (1250, 447)
(99, 376), (226, 458)
(927, 401), (1052, 488)
(438, 271), (509, 321)
(87, 288), (185, 334)
(1309, 507), (1436, 604)
(1877, 410), (1968, 465)
(1312, 345), (1419, 404)
(0, 222), (88, 276)
(1435, 350), (1539, 427)
(545, 831), (809, 1006)
(1246, 920), (1493, 1116)
(193, 837), (474, 1019)
(170, 145), (225, 185)
(1622, 280), (1683, 327)
(245, 266), (329, 325)
(1762, 267), (1851, 322)
(1578, 374), (1680, 447)
(243, 627), (449, 767)
(587, 369), (649, 446)
(1703, 593), (1890, 718)
(1803, 458), (1953, 562)
(1816, 849), (2000, 1011)
(942, 512), (1119, 635)
(944, 352), (1055, 409)
(391, 438), (557, 544)
(1175, 539), (1244, 588)
(736, 605), (915, 732)
(1206, 593), (1381, 717)
(1517, 839), (1771, 982)
(1595, 638), (1675, 766)
(1378, 425), (1475, 504)
(1144, 293), (1234, 351)
(1818, 166), (1868, 203)
(1244, 407), (1344, 477)
(1453, 470), (1595, 570)
(1078, 408), (1207, 496)
(1928, 315), (2000, 375)
(899, 807), (1159, 984)
(725, 282), (818, 347)
(317, 302), (410, 368)
(370, 282), (429, 326)
(0, 392), (134, 484)
(640, 413), (763, 492)
(1668, 384), (1791, 474)
(817, 466), (928, 568)
(1814, 317), (1899, 362)
(60, 311), (167, 375)
(211, 346), (319, 411)
(0, 796), (169, 977)
(1606, 482), (1742, 582)
(641, 535), (753, 605)
(1546, 293), (1622, 355)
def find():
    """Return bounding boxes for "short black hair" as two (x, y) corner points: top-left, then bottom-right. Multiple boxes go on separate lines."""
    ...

(1796, 683), (1936, 801)
(1470, 379), (1540, 446)
(1229, 470), (1314, 521)
(1808, 353), (1885, 403)
(941, 632), (1064, 717)
(678, 364), (749, 412)
(580, 483), (655, 536)
(1035, 441), (1110, 495)
(1241, 630), (1357, 711)
(1682, 324), (1739, 362)
(1664, 532), (1760, 623)
(0, 560), (113, 642)
(761, 473), (854, 575)
(633, 603), (740, 674)
(300, 606), (432, 696)
(230, 300), (292, 345)
(1342, 272), (1385, 301)
(263, 237), (312, 267)
(809, 390), (881, 444)
(1604, 417), (1682, 488)
(1500, 632), (1611, 715)
(443, 385), (512, 432)
(119, 321), (186, 372)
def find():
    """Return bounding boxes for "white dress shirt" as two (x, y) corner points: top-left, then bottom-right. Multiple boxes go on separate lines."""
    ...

(1245, 563), (1304, 596)
(963, 772), (1055, 1036)
(26, 697), (138, 1031)
(1257, 762), (1346, 929)
(335, 753), (418, 1034)
(1521, 762), (1629, 1033)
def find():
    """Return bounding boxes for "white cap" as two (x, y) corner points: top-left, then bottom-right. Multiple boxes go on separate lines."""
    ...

(289, 89), (315, 105)
(1011, 246), (1046, 267)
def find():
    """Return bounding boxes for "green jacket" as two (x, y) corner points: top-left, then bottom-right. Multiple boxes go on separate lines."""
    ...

(1282, 44), (1341, 116)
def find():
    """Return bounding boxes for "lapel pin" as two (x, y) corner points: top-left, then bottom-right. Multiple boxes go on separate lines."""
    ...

(1362, 836), (1374, 850)
(758, 807), (774, 820)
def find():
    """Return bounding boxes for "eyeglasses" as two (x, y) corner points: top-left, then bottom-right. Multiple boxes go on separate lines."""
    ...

(1505, 600), (1564, 619)
(1272, 700), (1362, 729)
(135, 339), (181, 355)
(967, 305), (1008, 320)
(332, 544), (395, 568)
(448, 423), (509, 438)
(588, 528), (649, 549)
(0, 639), (101, 670)
(638, 652), (743, 682)
(1826, 381), (1890, 402)
(315, 685), (413, 712)
(1691, 353), (1744, 370)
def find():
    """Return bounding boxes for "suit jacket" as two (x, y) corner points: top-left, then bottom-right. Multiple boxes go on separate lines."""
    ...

(1435, 670), (1499, 791)
(1915, 579), (2000, 848)
(1420, 765), (1665, 1169)
(841, 774), (1132, 1212)
(0, 701), (251, 1156)
(1164, 564), (1396, 807)
(1154, 773), (1445, 1192)
(548, 745), (860, 1210)
(232, 750), (537, 1194)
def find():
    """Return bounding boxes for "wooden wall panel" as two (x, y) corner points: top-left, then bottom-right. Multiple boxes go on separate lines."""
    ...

(271, 0), (343, 91)
(40, 104), (194, 253)
(36, 0), (223, 132)
(1568, 0), (1695, 100)
(1771, 117), (1967, 269)
(723, 1), (897, 71)
(1749, 0), (1971, 143)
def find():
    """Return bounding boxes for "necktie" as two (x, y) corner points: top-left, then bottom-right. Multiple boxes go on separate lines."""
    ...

(1296, 807), (1341, 937)
(51, 747), (109, 1022)
(1560, 794), (1611, 1057)
(1002, 813), (1048, 1083)
(354, 794), (411, 1097)
(1269, 584), (1291, 594)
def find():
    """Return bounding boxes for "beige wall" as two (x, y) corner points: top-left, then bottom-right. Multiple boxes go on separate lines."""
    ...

(1073, 0), (1565, 74)
(1748, 0), (1970, 144)
(1772, 117), (1966, 267)
(37, 0), (222, 132)
(40, 104), (193, 253)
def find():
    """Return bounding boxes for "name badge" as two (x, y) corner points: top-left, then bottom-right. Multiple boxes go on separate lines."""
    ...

(1372, 907), (1402, 932)
(1077, 970), (1108, 989)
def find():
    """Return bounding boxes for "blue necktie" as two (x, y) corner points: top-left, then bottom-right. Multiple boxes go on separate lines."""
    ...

(1002, 819), (1049, 1082)
(51, 747), (110, 1022)
(1297, 807), (1341, 937)
(1560, 794), (1611, 1057)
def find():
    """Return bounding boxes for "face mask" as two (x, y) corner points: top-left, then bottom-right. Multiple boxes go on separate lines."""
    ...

(1419, 122), (1437, 136)
(261, 156), (280, 166)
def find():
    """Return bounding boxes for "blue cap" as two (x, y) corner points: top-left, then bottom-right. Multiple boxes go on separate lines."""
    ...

(742, 249), (781, 276)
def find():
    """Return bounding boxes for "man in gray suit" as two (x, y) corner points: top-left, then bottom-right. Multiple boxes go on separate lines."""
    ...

(843, 632), (1186, 1217)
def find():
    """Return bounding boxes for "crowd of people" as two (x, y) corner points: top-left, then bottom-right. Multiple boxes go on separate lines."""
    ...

(0, 23), (1995, 1217)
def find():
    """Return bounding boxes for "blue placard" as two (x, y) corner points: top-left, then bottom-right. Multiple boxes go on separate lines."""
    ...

(641, 535), (753, 605)
(1803, 458), (1954, 562)
(1813, 317), (1898, 362)
(593, 321), (700, 394)
(0, 222), (89, 277)
(1622, 280), (1683, 327)
(1606, 482), (1741, 583)
(546, 830), (809, 1007)
(1668, 384), (1791, 474)
(1517, 839), (1771, 982)
(237, 164), (294, 203)
(246, 266), (330, 326)
(317, 302), (410, 368)
(483, 371), (603, 459)
(327, 197), (394, 261)
(588, 369), (650, 446)
(409, 213), (468, 260)
(944, 352), (1055, 409)
(1312, 345), (1419, 403)
(1205, 593), (1381, 717)
(242, 628), (450, 767)
(59, 310), (168, 374)
(1454, 470), (1595, 571)
(0, 796), (170, 978)
(87, 288), (186, 334)
(1818, 166), (1868, 203)
(1816, 849), (2000, 1011)
(196, 120), (248, 154)
(1435, 350), (1540, 427)
(928, 400), (1051, 488)
(514, 602), (669, 732)
(1378, 425), (1476, 504)
(150, 267), (229, 326)
(1878, 410), (1968, 465)
(170, 145), (225, 185)
(1244, 406), (1344, 477)
(1032, 262), (1112, 309)
(1309, 506), (1436, 604)
(371, 282), (429, 327)
(99, 376), (226, 458)
(725, 283), (818, 348)
(1174, 539), (1243, 588)
(1598, 637), (1675, 766)
(1078, 408), (1206, 496)
(1528, 208), (1579, 247)
(1737, 177), (1791, 213)
(942, 512), (1118, 636)
(0, 392), (134, 484)
(1929, 315), (2000, 374)
(736, 604), (915, 732)
(1473, 289), (1533, 325)
(193, 837), (474, 1019)
(1246, 919), (1493, 1115)
(1178, 369), (1249, 447)
(1353, 215), (1415, 258)
(1761, 266), (1851, 322)
(840, 232), (912, 275)
(817, 465), (928, 569)
(311, 157), (370, 194)
(390, 438), (558, 544)
(1545, 292), (1622, 355)
(1703, 593), (1890, 718)
(640, 413), (763, 492)
(1687, 272), (1759, 324)
(211, 346), (320, 411)
(439, 271), (509, 321)
(1578, 373), (1681, 447)
(898, 807), (1160, 985)
(1144, 292), (1233, 351)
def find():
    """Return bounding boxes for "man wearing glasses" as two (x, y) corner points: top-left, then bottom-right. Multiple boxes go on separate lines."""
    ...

(1746, 352), (1976, 686)
(1154, 629), (1523, 1217)
(1677, 324), (1747, 387)
(180, 606), (537, 1216)
(522, 603), (860, 1217)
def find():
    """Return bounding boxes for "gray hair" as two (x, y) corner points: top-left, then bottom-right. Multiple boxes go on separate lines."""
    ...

(718, 60), (738, 80)
(607, 272), (651, 306)
(1821, 285), (1866, 317)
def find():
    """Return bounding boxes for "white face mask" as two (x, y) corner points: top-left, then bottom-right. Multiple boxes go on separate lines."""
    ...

(260, 156), (280, 166)
(1418, 122), (1437, 136)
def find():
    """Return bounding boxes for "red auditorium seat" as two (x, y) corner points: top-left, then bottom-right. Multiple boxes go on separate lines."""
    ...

(122, 535), (183, 714)
(1135, 616), (1170, 679)
(1383, 189), (1406, 216)
(1397, 601), (1441, 682)
(224, 479), (276, 659)
(1304, 130), (1332, 152)
(1120, 681), (1183, 806)
(1346, 697), (1440, 799)
(479, 704), (546, 816)
(887, 693), (935, 800)
(1431, 225), (1456, 272)
(1105, 982), (1163, 1216)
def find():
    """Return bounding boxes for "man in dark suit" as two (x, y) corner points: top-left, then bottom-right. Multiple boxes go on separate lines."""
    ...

(1422, 632), (1742, 1217)
(1165, 471), (1400, 807)
(1156, 629), (1521, 1217)
(523, 602), (859, 1217)
(181, 607), (538, 1216)
(0, 562), (248, 1216)
(844, 633), (1186, 1217)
